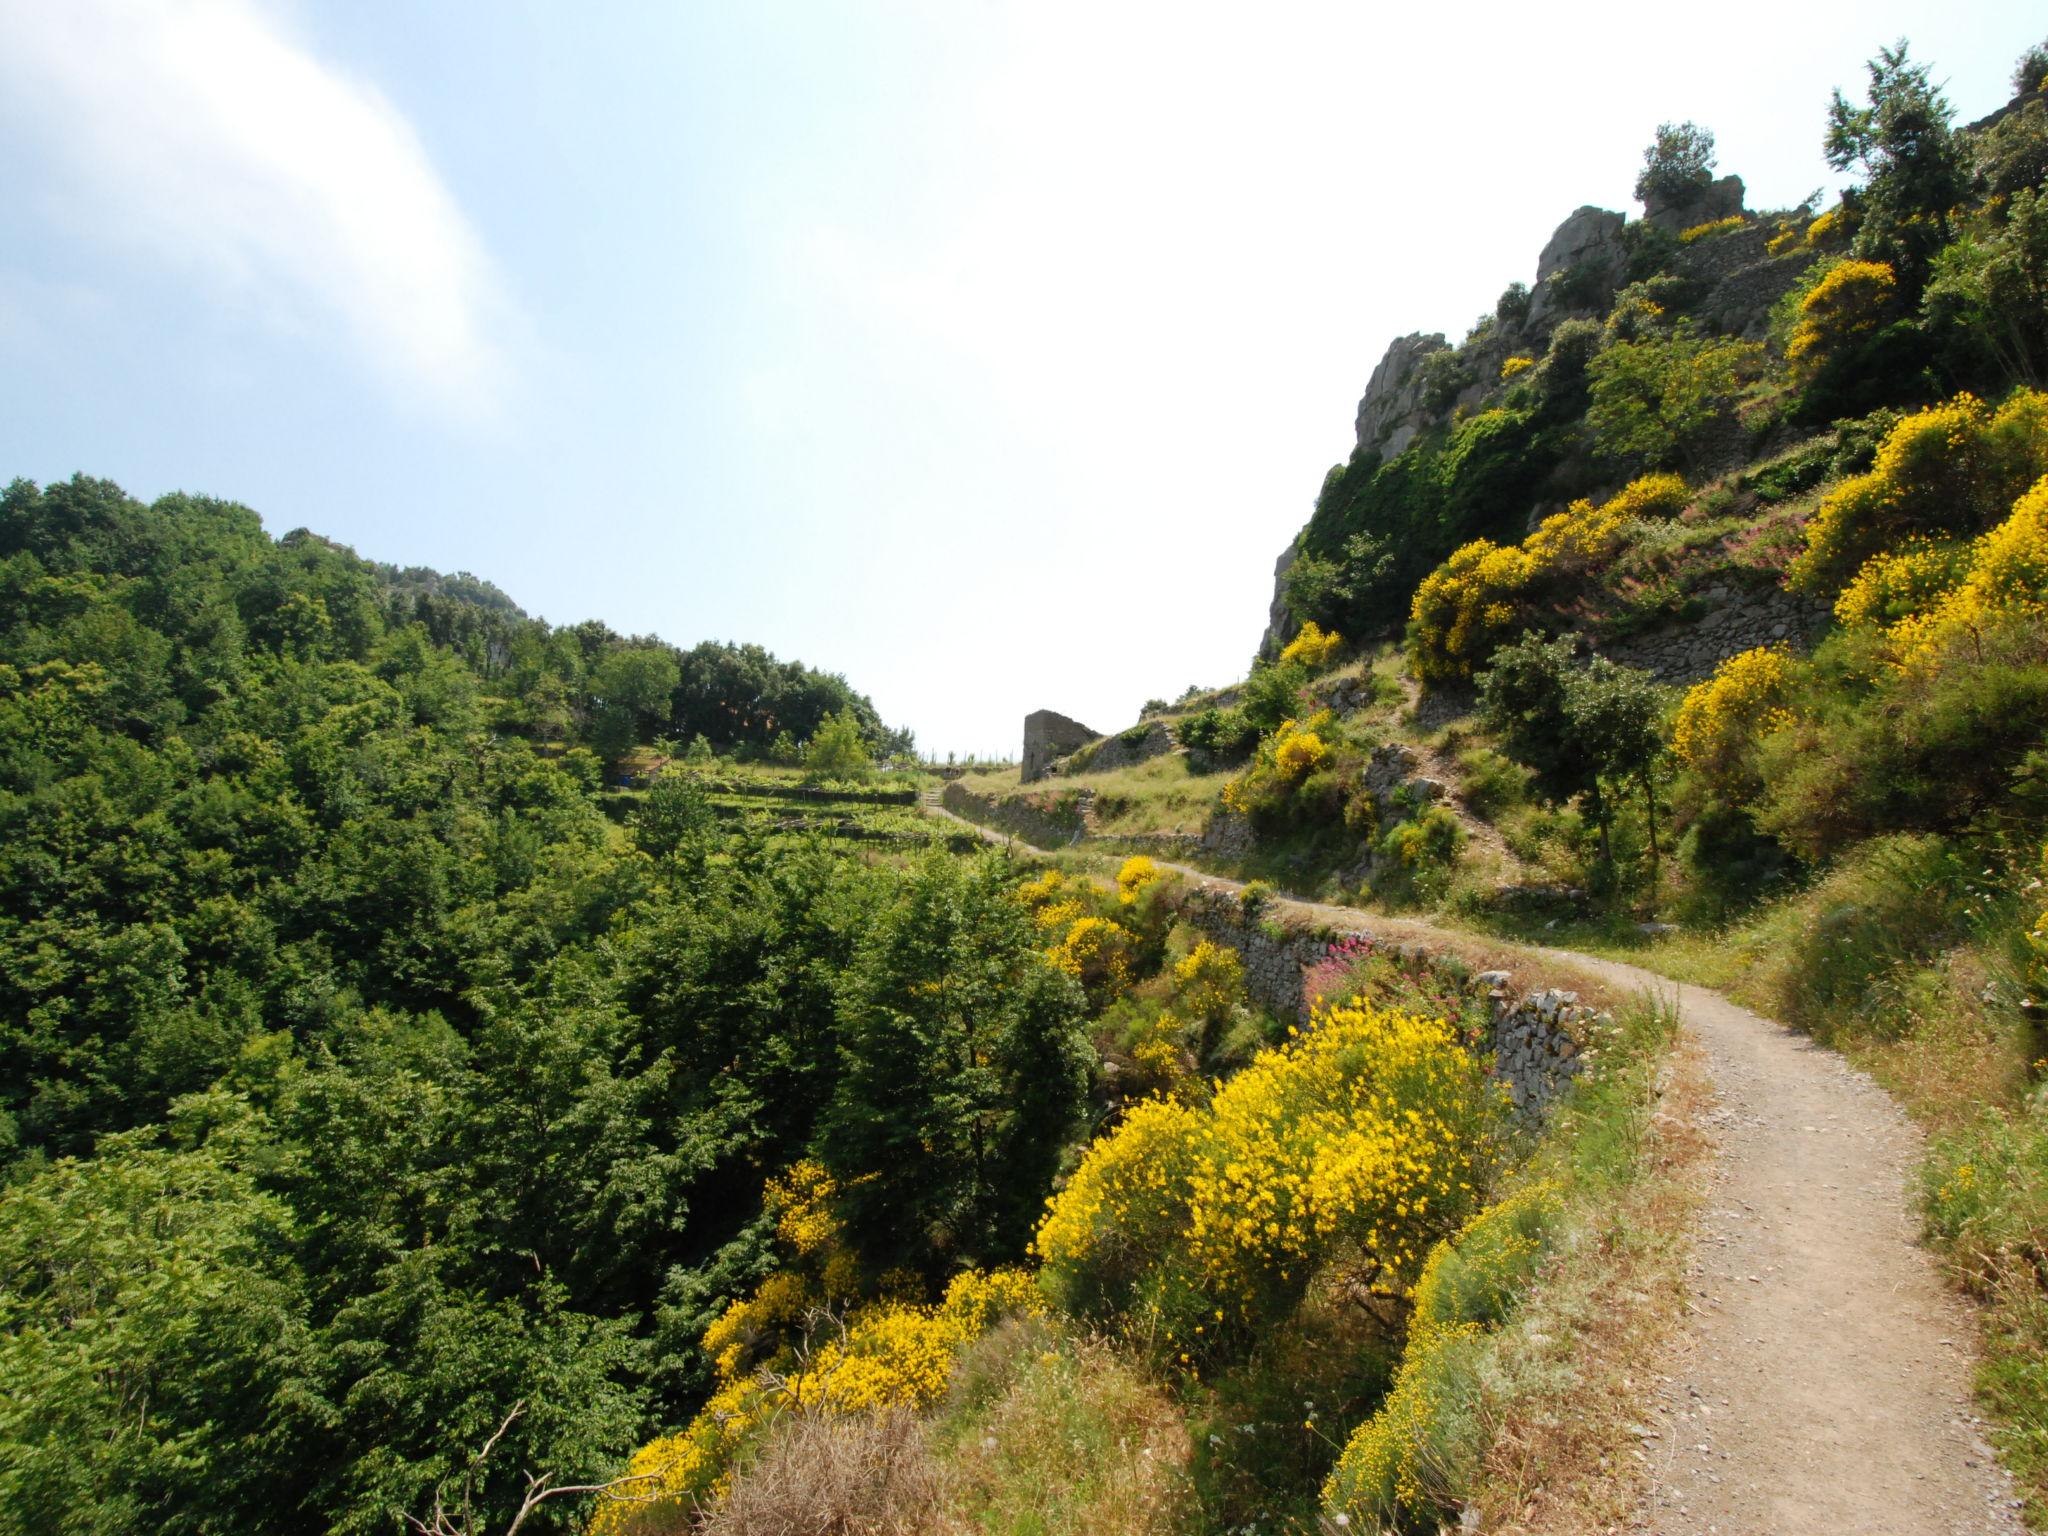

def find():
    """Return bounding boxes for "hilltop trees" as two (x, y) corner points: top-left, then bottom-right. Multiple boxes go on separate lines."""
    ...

(1826, 41), (1968, 288)
(1635, 121), (1717, 204)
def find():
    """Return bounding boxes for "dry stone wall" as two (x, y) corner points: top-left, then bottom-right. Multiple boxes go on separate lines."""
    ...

(1172, 885), (1600, 1119)
(1599, 586), (1830, 683)
(941, 780), (1088, 846)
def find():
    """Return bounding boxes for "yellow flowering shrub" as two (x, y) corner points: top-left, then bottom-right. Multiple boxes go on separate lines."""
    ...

(1272, 728), (1330, 779)
(1047, 914), (1135, 1001)
(1015, 867), (1071, 911)
(594, 1268), (1043, 1533)
(1885, 474), (2048, 668)
(1409, 474), (1679, 682)
(1804, 205), (1845, 249)
(1220, 711), (1339, 820)
(1499, 354), (1535, 381)
(1786, 258), (1896, 373)
(1034, 1096), (1206, 1321)
(1172, 940), (1245, 1026)
(1407, 538), (1539, 684)
(1766, 219), (1807, 257)
(1599, 471), (1689, 521)
(1036, 1001), (1497, 1352)
(1279, 619), (1344, 671)
(1789, 390), (2048, 593)
(1116, 854), (1161, 904)
(1670, 646), (1795, 802)
(1127, 1010), (1195, 1099)
(1679, 214), (1747, 243)
(1832, 539), (1971, 628)
(764, 1159), (841, 1256)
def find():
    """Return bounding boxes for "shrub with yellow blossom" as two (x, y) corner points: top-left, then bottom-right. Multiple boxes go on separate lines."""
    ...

(1679, 214), (1747, 243)
(1884, 473), (2048, 669)
(1035, 1000), (1499, 1358)
(1172, 940), (1245, 1029)
(593, 1268), (1044, 1533)
(1670, 646), (1795, 803)
(764, 1159), (842, 1257)
(1220, 711), (1341, 823)
(1789, 389), (2048, 594)
(1279, 619), (1344, 672)
(1047, 914), (1136, 1003)
(1832, 539), (1973, 628)
(1116, 854), (1162, 904)
(1785, 258), (1896, 375)
(1499, 354), (1536, 381)
(1803, 205), (1846, 249)
(1409, 474), (1681, 682)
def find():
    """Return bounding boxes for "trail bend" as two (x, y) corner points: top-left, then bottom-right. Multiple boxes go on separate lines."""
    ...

(921, 793), (2024, 1532)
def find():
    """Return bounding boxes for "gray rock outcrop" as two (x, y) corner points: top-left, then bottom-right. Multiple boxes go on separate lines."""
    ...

(1527, 205), (1628, 327)
(1641, 173), (1747, 235)
(1355, 331), (1450, 458)
(1021, 709), (1097, 783)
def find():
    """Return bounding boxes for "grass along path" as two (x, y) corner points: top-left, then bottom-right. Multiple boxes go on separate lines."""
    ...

(922, 794), (2025, 1531)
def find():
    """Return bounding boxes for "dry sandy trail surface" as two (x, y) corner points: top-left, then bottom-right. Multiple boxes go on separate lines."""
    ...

(920, 794), (2026, 1532)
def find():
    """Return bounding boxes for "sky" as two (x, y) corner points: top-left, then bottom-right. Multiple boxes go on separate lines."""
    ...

(1, 2), (2041, 758)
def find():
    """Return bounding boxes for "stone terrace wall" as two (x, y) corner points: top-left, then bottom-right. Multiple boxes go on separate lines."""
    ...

(941, 780), (1089, 847)
(1599, 587), (1830, 683)
(1171, 885), (1600, 1119)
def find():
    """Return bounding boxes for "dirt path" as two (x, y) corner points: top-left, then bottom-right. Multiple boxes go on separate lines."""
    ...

(922, 794), (2025, 1533)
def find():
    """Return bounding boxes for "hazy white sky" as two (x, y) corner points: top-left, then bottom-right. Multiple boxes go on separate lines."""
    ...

(1, 1), (2040, 755)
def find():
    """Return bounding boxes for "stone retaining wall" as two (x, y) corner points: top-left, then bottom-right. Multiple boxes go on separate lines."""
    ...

(1599, 586), (1830, 683)
(940, 781), (1088, 847)
(1172, 884), (1598, 1118)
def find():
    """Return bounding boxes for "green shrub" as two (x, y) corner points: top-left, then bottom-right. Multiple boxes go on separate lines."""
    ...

(1378, 805), (1466, 878)
(1173, 707), (1258, 762)
(1455, 745), (1527, 820)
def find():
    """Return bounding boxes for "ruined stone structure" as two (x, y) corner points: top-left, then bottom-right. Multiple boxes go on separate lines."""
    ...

(1020, 709), (1097, 783)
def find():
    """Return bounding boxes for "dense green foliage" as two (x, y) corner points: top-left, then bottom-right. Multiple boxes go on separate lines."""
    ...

(0, 476), (1089, 1535)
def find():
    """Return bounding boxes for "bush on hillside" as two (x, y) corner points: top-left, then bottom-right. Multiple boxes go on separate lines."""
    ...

(1789, 389), (2048, 594)
(1586, 326), (1765, 473)
(1034, 1000), (1500, 1356)
(1787, 258), (1899, 378)
(1408, 476), (1676, 683)
(1174, 704), (1259, 763)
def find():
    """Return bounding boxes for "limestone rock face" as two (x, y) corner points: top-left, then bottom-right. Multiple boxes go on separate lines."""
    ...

(1355, 331), (1449, 458)
(1259, 539), (1302, 660)
(1641, 173), (1746, 234)
(1021, 709), (1097, 783)
(1527, 205), (1627, 326)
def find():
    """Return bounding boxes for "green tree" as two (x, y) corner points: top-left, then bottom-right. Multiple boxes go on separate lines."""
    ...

(1478, 639), (1666, 884)
(1587, 326), (1764, 472)
(1564, 658), (1668, 891)
(801, 707), (873, 781)
(1924, 188), (2048, 388)
(823, 855), (1090, 1272)
(586, 645), (679, 768)
(1634, 121), (1717, 205)
(0, 1133), (322, 1534)
(1825, 41), (1968, 287)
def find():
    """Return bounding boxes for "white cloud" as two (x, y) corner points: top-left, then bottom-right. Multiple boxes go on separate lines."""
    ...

(0, 0), (510, 419)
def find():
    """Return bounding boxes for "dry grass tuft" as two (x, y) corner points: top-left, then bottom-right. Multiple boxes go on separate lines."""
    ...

(700, 1408), (947, 1536)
